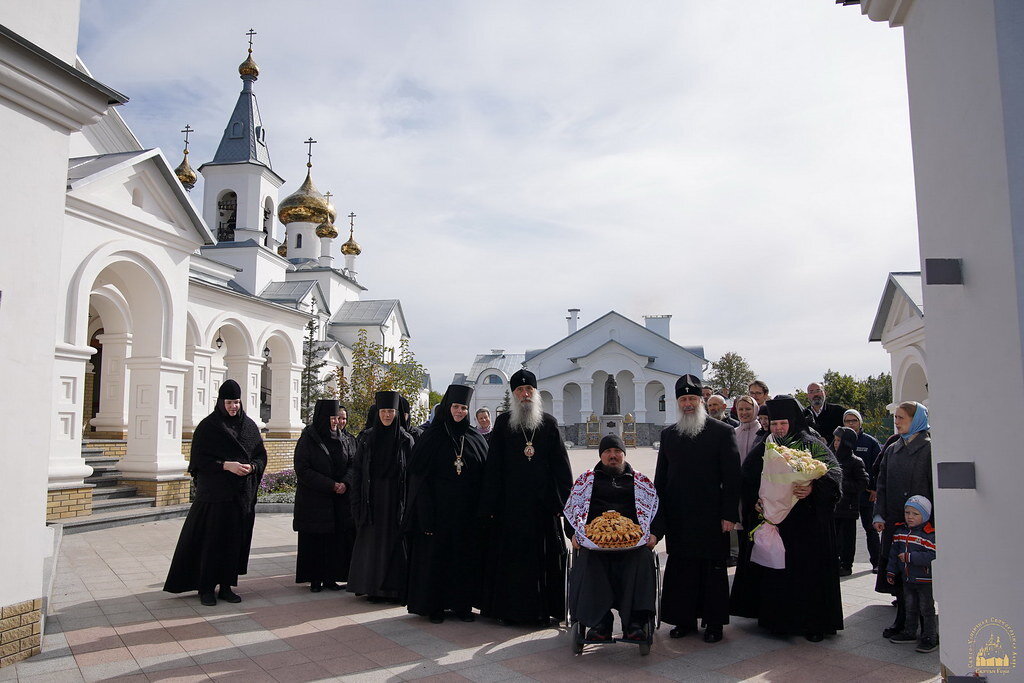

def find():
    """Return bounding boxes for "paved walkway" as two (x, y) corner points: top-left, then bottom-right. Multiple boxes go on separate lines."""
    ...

(4, 448), (941, 682)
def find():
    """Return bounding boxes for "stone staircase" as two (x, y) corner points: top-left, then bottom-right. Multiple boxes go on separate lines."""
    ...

(55, 446), (190, 534)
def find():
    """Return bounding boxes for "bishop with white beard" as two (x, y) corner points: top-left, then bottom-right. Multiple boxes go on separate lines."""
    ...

(479, 369), (572, 625)
(650, 374), (741, 643)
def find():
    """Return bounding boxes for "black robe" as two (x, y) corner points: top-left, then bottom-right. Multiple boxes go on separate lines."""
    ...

(293, 426), (357, 583)
(651, 418), (741, 628)
(479, 412), (572, 622)
(404, 421), (488, 616)
(347, 423), (414, 600)
(164, 409), (266, 593)
(729, 432), (845, 635)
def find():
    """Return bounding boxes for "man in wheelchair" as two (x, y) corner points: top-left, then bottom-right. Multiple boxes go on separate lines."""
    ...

(563, 435), (659, 642)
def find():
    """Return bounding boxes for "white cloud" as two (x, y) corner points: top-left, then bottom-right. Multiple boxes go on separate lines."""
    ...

(79, 0), (917, 395)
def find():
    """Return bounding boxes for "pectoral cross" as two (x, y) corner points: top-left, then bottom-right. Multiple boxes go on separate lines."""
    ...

(454, 457), (463, 475)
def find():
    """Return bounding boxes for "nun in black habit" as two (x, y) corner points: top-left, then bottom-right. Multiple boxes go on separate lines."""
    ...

(405, 384), (489, 623)
(164, 380), (266, 606)
(293, 400), (357, 591)
(347, 390), (415, 602)
(729, 395), (844, 641)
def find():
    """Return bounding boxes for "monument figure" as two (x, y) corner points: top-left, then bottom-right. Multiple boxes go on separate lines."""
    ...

(603, 376), (621, 415)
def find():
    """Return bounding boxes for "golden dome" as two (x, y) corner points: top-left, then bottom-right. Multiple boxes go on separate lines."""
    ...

(174, 152), (197, 189)
(315, 221), (338, 239)
(239, 49), (259, 78)
(278, 167), (330, 225)
(277, 243), (287, 257)
(341, 226), (362, 256)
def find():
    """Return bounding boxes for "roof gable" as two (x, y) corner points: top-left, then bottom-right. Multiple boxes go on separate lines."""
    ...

(869, 272), (923, 342)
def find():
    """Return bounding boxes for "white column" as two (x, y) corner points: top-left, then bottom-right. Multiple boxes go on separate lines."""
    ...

(50, 344), (95, 487)
(344, 253), (357, 278)
(552, 397), (565, 425)
(88, 332), (131, 436)
(633, 380), (647, 423)
(120, 357), (190, 478)
(266, 361), (304, 435)
(225, 354), (267, 428)
(183, 346), (214, 436)
(578, 381), (593, 423)
(319, 236), (334, 267)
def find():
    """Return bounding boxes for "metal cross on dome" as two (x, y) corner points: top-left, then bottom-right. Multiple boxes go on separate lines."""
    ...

(180, 124), (193, 153)
(246, 28), (257, 51)
(348, 212), (356, 229)
(304, 137), (317, 166)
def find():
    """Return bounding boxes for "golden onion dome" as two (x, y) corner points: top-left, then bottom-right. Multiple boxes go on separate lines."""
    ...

(278, 167), (331, 225)
(174, 152), (197, 189)
(239, 49), (259, 78)
(315, 221), (338, 239)
(277, 243), (288, 257)
(341, 226), (362, 256)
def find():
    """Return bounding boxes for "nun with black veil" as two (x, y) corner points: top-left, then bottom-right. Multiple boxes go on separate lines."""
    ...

(404, 384), (489, 623)
(729, 395), (844, 641)
(164, 379), (266, 606)
(292, 399), (357, 592)
(347, 390), (415, 602)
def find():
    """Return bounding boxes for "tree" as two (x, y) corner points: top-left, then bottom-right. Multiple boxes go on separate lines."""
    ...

(498, 390), (512, 414)
(300, 313), (332, 423)
(793, 369), (893, 440)
(342, 329), (430, 432)
(708, 351), (757, 397)
(428, 390), (444, 409)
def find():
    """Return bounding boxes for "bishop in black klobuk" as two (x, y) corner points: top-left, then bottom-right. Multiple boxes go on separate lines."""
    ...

(164, 379), (267, 606)
(650, 374), (741, 643)
(404, 384), (489, 623)
(479, 369), (572, 625)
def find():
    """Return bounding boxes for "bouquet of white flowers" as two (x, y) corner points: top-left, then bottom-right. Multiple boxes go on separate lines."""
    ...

(749, 435), (832, 569)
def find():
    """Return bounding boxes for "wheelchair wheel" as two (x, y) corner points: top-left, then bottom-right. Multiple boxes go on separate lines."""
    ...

(571, 620), (584, 655)
(638, 616), (655, 656)
(639, 640), (651, 656)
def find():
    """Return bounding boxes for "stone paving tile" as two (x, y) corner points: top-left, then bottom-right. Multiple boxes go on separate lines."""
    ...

(4, 510), (945, 682)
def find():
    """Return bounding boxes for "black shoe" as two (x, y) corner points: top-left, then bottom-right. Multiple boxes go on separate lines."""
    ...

(429, 612), (445, 624)
(916, 636), (938, 653)
(622, 625), (646, 642)
(218, 588), (241, 603)
(704, 626), (724, 643)
(882, 625), (904, 639)
(199, 591), (216, 606)
(669, 626), (693, 639)
(367, 596), (383, 604)
(838, 567), (853, 577)
(324, 582), (342, 591)
(805, 632), (824, 643)
(457, 612), (475, 622)
(585, 626), (613, 642)
(871, 567), (879, 574)
(889, 632), (918, 644)
(310, 583), (323, 593)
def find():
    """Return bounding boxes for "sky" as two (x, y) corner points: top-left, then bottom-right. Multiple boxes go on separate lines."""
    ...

(78, 1), (919, 397)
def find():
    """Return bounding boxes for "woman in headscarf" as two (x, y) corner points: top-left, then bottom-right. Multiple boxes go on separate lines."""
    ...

(729, 395), (844, 641)
(832, 426), (869, 577)
(405, 384), (489, 623)
(347, 390), (414, 602)
(293, 400), (357, 592)
(872, 401), (933, 638)
(164, 380), (266, 606)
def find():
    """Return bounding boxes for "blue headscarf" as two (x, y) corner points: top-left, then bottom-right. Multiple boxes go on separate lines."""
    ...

(902, 402), (930, 441)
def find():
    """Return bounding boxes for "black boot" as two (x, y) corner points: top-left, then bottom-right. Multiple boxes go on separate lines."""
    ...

(218, 586), (241, 603)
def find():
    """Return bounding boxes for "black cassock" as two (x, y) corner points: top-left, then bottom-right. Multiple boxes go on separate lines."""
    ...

(347, 423), (414, 600)
(729, 432), (845, 636)
(404, 421), (488, 617)
(651, 419), (740, 629)
(292, 423), (357, 585)
(164, 409), (266, 593)
(480, 412), (572, 623)
(566, 463), (657, 630)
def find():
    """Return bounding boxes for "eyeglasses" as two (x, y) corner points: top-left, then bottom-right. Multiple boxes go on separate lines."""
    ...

(843, 418), (859, 424)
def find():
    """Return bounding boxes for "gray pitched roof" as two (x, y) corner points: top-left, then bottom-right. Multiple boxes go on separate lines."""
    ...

(200, 73), (276, 174)
(259, 280), (318, 303)
(869, 271), (923, 342)
(465, 352), (526, 383)
(333, 300), (399, 325)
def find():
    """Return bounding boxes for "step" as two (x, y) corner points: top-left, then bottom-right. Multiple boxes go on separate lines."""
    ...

(81, 448), (106, 458)
(55, 504), (192, 535)
(90, 496), (156, 513)
(84, 473), (123, 487)
(91, 485), (139, 500)
(85, 463), (121, 475)
(83, 456), (120, 467)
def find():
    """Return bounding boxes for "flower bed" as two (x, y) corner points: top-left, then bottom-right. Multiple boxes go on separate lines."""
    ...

(258, 468), (296, 503)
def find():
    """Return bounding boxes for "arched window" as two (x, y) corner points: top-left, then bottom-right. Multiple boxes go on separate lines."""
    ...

(262, 197), (274, 246)
(217, 191), (237, 242)
(484, 374), (503, 385)
(230, 122), (242, 138)
(296, 233), (303, 249)
(658, 395), (666, 412)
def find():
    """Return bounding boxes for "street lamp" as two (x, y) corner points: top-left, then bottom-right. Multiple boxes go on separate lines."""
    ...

(263, 345), (271, 359)
(215, 332), (224, 350)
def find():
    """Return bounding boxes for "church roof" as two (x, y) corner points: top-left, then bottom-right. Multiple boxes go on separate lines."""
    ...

(333, 299), (400, 325)
(869, 271), (923, 342)
(258, 280), (325, 308)
(199, 71), (281, 181)
(466, 352), (527, 383)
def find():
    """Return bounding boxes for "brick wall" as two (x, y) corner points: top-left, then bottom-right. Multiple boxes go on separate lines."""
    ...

(82, 439), (128, 459)
(0, 598), (42, 668)
(46, 486), (94, 521)
(121, 478), (190, 507)
(181, 438), (297, 475)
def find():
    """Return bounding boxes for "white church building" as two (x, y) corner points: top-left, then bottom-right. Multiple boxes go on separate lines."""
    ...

(0, 5), (418, 656)
(455, 310), (707, 446)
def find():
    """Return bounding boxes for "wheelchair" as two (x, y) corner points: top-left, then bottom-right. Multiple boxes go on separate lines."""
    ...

(564, 545), (662, 656)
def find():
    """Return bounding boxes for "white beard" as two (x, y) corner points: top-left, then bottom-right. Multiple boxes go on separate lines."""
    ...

(509, 394), (543, 431)
(675, 402), (708, 438)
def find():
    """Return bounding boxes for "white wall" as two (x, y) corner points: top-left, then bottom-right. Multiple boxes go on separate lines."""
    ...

(896, 0), (1024, 672)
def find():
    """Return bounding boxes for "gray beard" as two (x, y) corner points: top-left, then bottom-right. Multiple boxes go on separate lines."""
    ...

(509, 396), (543, 431)
(811, 398), (825, 409)
(675, 403), (708, 438)
(709, 409), (727, 421)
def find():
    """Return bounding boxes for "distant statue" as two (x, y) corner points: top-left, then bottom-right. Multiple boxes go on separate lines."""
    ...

(603, 376), (621, 415)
